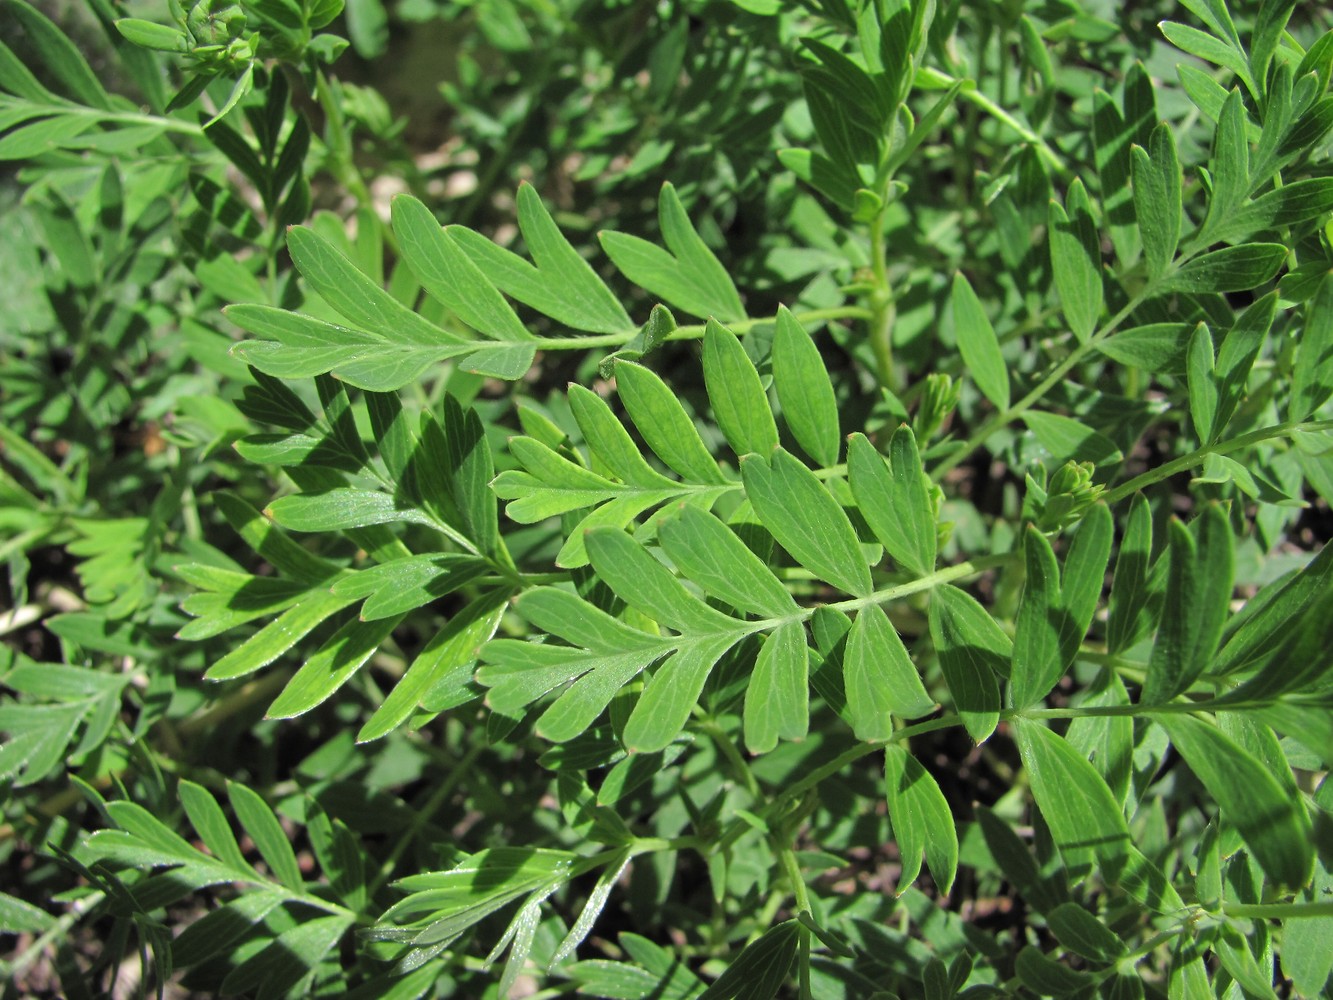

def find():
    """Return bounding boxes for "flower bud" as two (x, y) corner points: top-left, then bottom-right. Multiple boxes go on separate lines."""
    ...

(1024, 461), (1104, 532)
(914, 373), (961, 441)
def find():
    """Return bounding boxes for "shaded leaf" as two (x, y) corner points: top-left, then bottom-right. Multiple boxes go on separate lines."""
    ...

(1046, 902), (1126, 963)
(1156, 714), (1313, 889)
(1011, 525), (1063, 711)
(1290, 272), (1333, 422)
(1048, 179), (1103, 342)
(1132, 124), (1182, 280)
(951, 273), (1009, 408)
(1106, 493), (1154, 655)
(697, 920), (798, 999)
(929, 586), (1008, 743)
(1211, 540), (1333, 676)
(1142, 508), (1232, 704)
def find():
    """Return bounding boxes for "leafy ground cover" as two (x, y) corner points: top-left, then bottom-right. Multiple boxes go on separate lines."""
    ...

(2, 0), (1333, 997)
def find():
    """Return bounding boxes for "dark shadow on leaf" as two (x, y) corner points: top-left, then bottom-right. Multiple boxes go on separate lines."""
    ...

(236, 371), (319, 432)
(809, 625), (849, 719)
(976, 807), (1065, 913)
(1313, 808), (1333, 874)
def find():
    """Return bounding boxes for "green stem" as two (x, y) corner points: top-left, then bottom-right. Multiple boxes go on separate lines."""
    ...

(178, 670), (288, 736)
(890, 713), (966, 743)
(368, 736), (486, 897)
(1102, 420), (1333, 504)
(4, 891), (106, 983)
(714, 713), (977, 855)
(0, 527), (50, 564)
(770, 744), (877, 817)
(455, 79), (548, 227)
(915, 68), (1068, 179)
(536, 306), (873, 353)
(311, 68), (395, 253)
(778, 847), (814, 1000)
(703, 721), (762, 800)
(1224, 901), (1333, 919)
(63, 104), (207, 137)
(867, 208), (897, 391)
(931, 288), (1155, 481)
(821, 552), (1014, 618)
(1012, 702), (1203, 721)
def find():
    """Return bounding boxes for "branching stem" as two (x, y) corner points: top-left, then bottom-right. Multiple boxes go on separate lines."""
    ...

(536, 306), (873, 353)
(1103, 419), (1333, 503)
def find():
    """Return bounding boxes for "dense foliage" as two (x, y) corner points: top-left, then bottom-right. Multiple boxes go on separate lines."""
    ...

(3, 0), (1333, 996)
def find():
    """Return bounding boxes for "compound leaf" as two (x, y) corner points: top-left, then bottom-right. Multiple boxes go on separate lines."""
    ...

(951, 273), (1009, 409)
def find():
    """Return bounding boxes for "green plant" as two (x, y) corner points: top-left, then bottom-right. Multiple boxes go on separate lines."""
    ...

(4, 0), (1333, 997)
